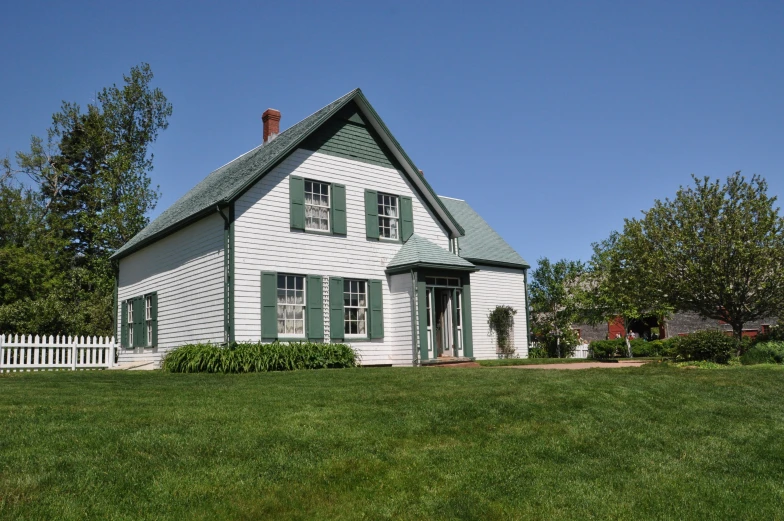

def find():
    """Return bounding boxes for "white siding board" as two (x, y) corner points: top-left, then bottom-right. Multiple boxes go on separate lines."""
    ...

(234, 149), (444, 365)
(117, 213), (225, 362)
(470, 265), (529, 360)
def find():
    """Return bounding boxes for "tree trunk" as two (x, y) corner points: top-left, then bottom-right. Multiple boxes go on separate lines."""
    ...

(733, 323), (744, 357)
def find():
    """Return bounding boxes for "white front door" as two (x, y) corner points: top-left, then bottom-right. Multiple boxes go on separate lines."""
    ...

(440, 291), (453, 357)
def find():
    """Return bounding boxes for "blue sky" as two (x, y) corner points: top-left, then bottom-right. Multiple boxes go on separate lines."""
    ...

(2, 0), (782, 266)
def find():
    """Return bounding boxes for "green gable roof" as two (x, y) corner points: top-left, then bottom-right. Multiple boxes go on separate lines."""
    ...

(439, 196), (530, 269)
(386, 234), (475, 274)
(112, 89), (464, 259)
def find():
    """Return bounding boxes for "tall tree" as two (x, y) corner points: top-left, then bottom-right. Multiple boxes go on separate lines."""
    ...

(1, 63), (172, 336)
(585, 231), (673, 357)
(611, 172), (784, 345)
(529, 258), (585, 358)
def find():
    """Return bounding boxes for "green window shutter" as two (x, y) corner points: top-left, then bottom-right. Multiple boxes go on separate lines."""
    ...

(307, 275), (324, 341)
(261, 272), (278, 340)
(121, 299), (128, 348)
(417, 281), (429, 360)
(289, 176), (305, 230)
(133, 297), (144, 348)
(461, 283), (474, 358)
(364, 189), (379, 239)
(400, 196), (414, 241)
(151, 293), (158, 347)
(331, 183), (347, 235)
(369, 279), (384, 339)
(329, 277), (345, 341)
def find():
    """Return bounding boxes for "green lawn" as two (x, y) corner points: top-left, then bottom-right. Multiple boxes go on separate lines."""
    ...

(1, 365), (783, 520)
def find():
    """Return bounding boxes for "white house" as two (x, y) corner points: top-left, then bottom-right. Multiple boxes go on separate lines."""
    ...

(111, 89), (530, 367)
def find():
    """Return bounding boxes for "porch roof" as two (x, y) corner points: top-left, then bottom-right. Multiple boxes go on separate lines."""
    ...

(386, 234), (476, 274)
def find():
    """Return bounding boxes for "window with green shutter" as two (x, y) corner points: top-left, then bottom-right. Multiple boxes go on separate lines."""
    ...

(289, 176), (305, 230)
(132, 297), (144, 348)
(144, 292), (158, 347)
(307, 275), (324, 340)
(331, 183), (347, 235)
(121, 299), (129, 348)
(261, 271), (278, 340)
(329, 277), (345, 341)
(364, 189), (379, 239)
(400, 196), (414, 241)
(369, 279), (384, 339)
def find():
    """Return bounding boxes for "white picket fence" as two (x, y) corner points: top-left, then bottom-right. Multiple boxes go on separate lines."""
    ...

(0, 334), (116, 372)
(573, 343), (590, 359)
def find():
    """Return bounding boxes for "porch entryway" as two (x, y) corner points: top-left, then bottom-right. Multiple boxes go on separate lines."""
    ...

(424, 277), (464, 359)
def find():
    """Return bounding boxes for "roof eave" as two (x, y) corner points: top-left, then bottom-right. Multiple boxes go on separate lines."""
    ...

(386, 262), (478, 275)
(465, 258), (531, 270)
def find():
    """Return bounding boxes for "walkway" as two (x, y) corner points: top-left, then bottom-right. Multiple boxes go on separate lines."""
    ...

(502, 361), (649, 370)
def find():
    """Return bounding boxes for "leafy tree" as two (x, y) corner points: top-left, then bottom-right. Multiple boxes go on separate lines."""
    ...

(608, 172), (784, 349)
(1, 63), (172, 336)
(529, 258), (585, 358)
(584, 231), (673, 357)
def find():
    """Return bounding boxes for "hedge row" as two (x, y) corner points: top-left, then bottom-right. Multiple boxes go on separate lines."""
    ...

(589, 330), (736, 363)
(162, 341), (358, 373)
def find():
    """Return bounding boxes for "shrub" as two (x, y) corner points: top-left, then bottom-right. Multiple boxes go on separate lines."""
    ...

(740, 341), (784, 365)
(589, 339), (626, 359)
(162, 341), (358, 373)
(527, 346), (548, 359)
(673, 330), (736, 364)
(752, 324), (784, 345)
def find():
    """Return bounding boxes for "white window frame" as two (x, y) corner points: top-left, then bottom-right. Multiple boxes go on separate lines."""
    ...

(377, 193), (399, 240)
(455, 289), (463, 354)
(127, 301), (134, 347)
(305, 180), (330, 232)
(277, 275), (306, 337)
(344, 279), (368, 338)
(145, 295), (153, 347)
(426, 288), (434, 352)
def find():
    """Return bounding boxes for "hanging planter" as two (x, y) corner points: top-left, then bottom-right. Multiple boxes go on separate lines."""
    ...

(487, 305), (517, 358)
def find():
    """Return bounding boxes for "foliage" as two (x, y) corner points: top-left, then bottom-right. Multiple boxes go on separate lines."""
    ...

(752, 325), (784, 345)
(583, 232), (673, 358)
(740, 342), (784, 365)
(0, 63), (171, 336)
(590, 338), (677, 359)
(604, 172), (784, 342)
(526, 346), (549, 358)
(528, 258), (585, 357)
(162, 341), (358, 373)
(487, 305), (517, 358)
(673, 330), (736, 364)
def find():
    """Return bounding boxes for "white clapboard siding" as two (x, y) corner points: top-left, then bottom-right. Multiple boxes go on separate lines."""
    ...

(234, 149), (449, 365)
(0, 334), (115, 372)
(470, 265), (529, 359)
(117, 213), (225, 359)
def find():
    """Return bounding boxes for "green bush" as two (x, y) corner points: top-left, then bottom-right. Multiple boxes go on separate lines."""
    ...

(673, 330), (736, 364)
(162, 341), (358, 373)
(740, 342), (784, 365)
(527, 346), (549, 358)
(589, 339), (627, 359)
(752, 325), (784, 345)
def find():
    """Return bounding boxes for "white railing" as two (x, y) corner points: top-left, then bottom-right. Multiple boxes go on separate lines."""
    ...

(0, 334), (115, 372)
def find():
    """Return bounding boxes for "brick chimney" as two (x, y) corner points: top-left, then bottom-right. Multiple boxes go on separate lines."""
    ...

(262, 108), (281, 143)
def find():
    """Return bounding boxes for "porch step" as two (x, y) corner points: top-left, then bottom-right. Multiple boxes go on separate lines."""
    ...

(420, 357), (477, 367)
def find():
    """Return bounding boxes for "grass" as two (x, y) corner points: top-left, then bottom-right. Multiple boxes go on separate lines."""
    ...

(1, 365), (783, 520)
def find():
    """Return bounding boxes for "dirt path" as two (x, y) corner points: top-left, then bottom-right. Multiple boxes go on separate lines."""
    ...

(500, 361), (649, 370)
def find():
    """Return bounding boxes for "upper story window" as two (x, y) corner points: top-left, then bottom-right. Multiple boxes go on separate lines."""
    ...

(277, 275), (306, 336)
(344, 279), (368, 336)
(305, 180), (330, 231)
(377, 193), (399, 240)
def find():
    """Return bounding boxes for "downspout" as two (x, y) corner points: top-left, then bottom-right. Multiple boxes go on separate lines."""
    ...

(411, 269), (419, 364)
(217, 206), (231, 345)
(523, 267), (532, 357)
